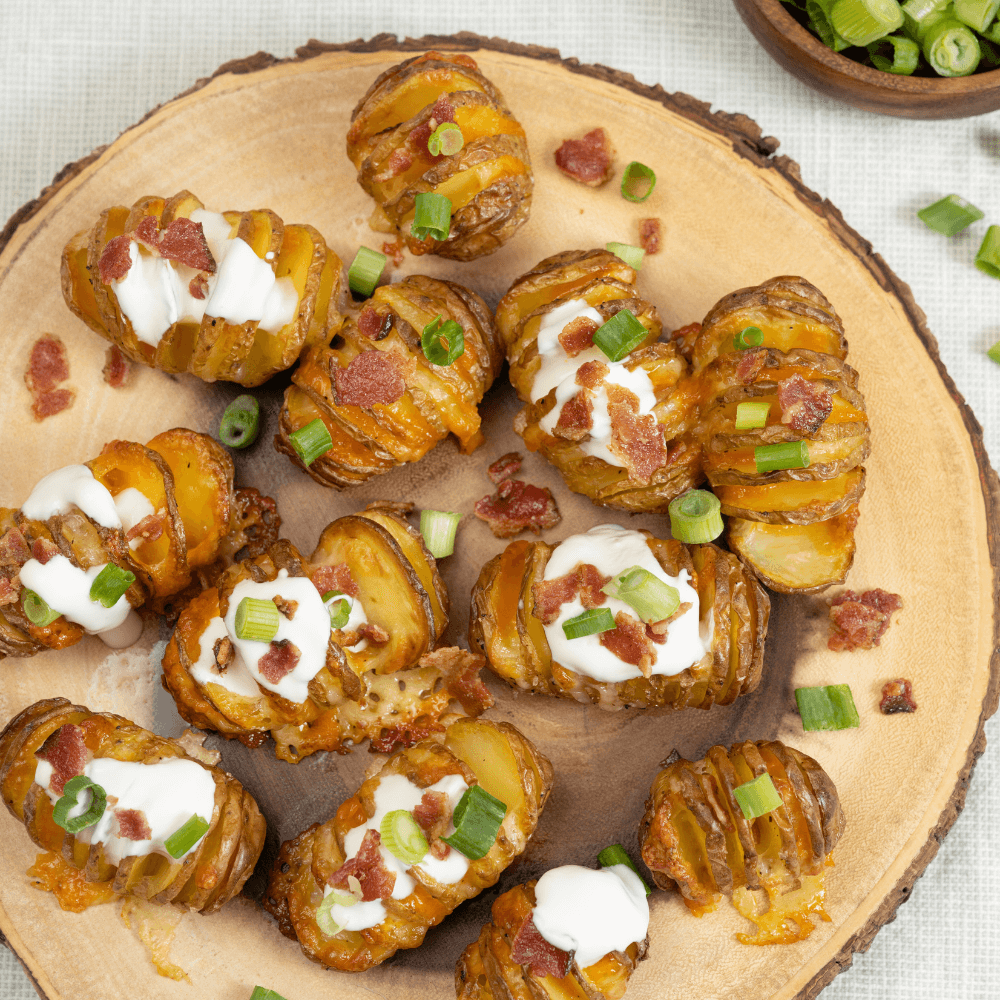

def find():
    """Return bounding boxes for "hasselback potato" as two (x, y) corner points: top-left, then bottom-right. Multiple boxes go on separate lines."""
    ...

(639, 739), (845, 945)
(61, 190), (343, 386)
(469, 523), (768, 711)
(161, 502), (493, 762)
(0, 428), (278, 659)
(276, 274), (504, 487)
(347, 51), (533, 261)
(265, 717), (553, 971)
(0, 697), (265, 914)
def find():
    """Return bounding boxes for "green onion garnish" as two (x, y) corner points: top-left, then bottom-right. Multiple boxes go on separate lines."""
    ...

(809, 0), (853, 49)
(347, 247), (387, 298)
(420, 509), (462, 558)
(975, 225), (1000, 278)
(917, 194), (984, 236)
(923, 17), (981, 75)
(602, 566), (680, 623)
(754, 440), (810, 473)
(605, 242), (645, 270)
(732, 773), (784, 821)
(984, 15), (1000, 41)
(733, 325), (764, 350)
(219, 394), (260, 449)
(902, 0), (952, 42)
(795, 684), (861, 731)
(380, 809), (430, 865)
(620, 161), (656, 203)
(164, 814), (210, 859)
(411, 192), (452, 241)
(831, 0), (904, 45)
(22, 590), (61, 627)
(597, 843), (652, 896)
(89, 564), (136, 608)
(234, 596), (280, 642)
(867, 33), (920, 72)
(289, 417), (333, 467)
(735, 400), (771, 430)
(562, 607), (616, 639)
(52, 775), (107, 834)
(668, 489), (724, 544)
(420, 315), (465, 366)
(249, 988), (288, 1000)
(428, 122), (464, 156)
(593, 308), (648, 362)
(953, 0), (1000, 33)
(325, 592), (350, 629)
(315, 887), (358, 936)
(442, 785), (507, 860)
(987, 340), (1000, 363)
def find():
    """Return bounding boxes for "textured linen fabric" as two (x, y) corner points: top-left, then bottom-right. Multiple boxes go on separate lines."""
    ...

(0, 1), (998, 998)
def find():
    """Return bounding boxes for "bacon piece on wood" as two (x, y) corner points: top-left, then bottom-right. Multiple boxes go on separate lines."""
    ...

(737, 348), (766, 384)
(778, 374), (833, 436)
(25, 335), (70, 395)
(600, 611), (656, 676)
(35, 724), (88, 796)
(31, 389), (75, 421)
(474, 479), (561, 539)
(554, 127), (614, 186)
(828, 588), (903, 652)
(381, 237), (405, 267)
(488, 452), (523, 484)
(334, 351), (406, 407)
(126, 514), (164, 545)
(327, 829), (397, 901)
(880, 678), (917, 714)
(102, 346), (130, 388)
(531, 564), (610, 625)
(370, 720), (446, 755)
(553, 392), (593, 441)
(257, 639), (301, 684)
(311, 563), (359, 599)
(639, 217), (662, 255)
(576, 360), (609, 390)
(115, 808), (153, 841)
(188, 274), (209, 300)
(0, 527), (30, 566)
(98, 234), (134, 284)
(31, 538), (60, 565)
(607, 384), (667, 484)
(357, 622), (389, 646)
(558, 317), (599, 357)
(357, 307), (394, 341)
(0, 576), (19, 606)
(511, 913), (573, 979)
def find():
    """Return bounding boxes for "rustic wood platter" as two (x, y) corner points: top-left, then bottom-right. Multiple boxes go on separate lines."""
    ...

(0, 34), (997, 1000)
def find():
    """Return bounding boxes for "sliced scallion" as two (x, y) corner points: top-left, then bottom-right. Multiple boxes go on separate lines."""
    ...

(380, 809), (430, 865)
(733, 325), (764, 350)
(953, 0), (1000, 32)
(22, 590), (61, 627)
(602, 566), (680, 623)
(795, 684), (860, 731)
(809, 0), (853, 49)
(987, 340), (1000, 363)
(421, 315), (465, 366)
(593, 308), (648, 362)
(606, 242), (645, 270)
(326, 594), (350, 629)
(923, 18), (981, 75)
(735, 400), (771, 430)
(831, 0), (904, 45)
(89, 563), (136, 608)
(289, 417), (333, 467)
(917, 194), (984, 235)
(316, 889), (355, 936)
(668, 489), (724, 544)
(219, 394), (260, 449)
(983, 17), (1000, 41)
(348, 247), (387, 298)
(732, 773), (784, 821)
(902, 0), (952, 42)
(867, 33), (921, 72)
(754, 440), (810, 473)
(164, 814), (210, 859)
(620, 161), (656, 203)
(420, 509), (462, 558)
(234, 596), (280, 643)
(249, 988), (288, 1000)
(52, 775), (107, 834)
(597, 844), (652, 895)
(975, 225), (1000, 278)
(411, 192), (452, 242)
(442, 785), (507, 860)
(428, 122), (464, 156)
(562, 607), (616, 639)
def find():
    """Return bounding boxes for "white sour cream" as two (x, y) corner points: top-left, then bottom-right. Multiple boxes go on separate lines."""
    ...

(21, 465), (122, 530)
(113, 487), (156, 551)
(532, 864), (649, 970)
(329, 591), (369, 652)
(542, 524), (708, 683)
(19, 555), (131, 634)
(189, 616), (267, 699)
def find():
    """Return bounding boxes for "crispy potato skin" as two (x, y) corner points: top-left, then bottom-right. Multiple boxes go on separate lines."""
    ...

(264, 718), (553, 972)
(347, 52), (533, 261)
(469, 531), (769, 711)
(60, 190), (343, 387)
(0, 697), (265, 913)
(455, 880), (647, 1000)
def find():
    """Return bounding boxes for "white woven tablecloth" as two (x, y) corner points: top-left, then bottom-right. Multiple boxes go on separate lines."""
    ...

(1, 1), (997, 998)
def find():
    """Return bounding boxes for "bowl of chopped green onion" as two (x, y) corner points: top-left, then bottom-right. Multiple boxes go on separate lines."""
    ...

(734, 0), (1000, 117)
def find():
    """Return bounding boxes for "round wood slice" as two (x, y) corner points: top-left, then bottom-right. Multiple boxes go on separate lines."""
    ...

(0, 33), (996, 1000)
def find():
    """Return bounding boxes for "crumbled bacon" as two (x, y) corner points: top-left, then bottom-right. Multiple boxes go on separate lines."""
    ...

(0, 576), (19, 606)
(671, 322), (702, 355)
(414, 646), (493, 714)
(737, 348), (766, 383)
(381, 237), (405, 267)
(188, 274), (209, 300)
(532, 564), (610, 625)
(558, 317), (599, 357)
(370, 720), (446, 754)
(645, 602), (692, 644)
(488, 452), (523, 484)
(828, 589), (903, 652)
(428, 95), (456, 127)
(511, 913), (572, 979)
(271, 595), (299, 620)
(327, 829), (396, 901)
(600, 611), (656, 676)
(334, 351), (406, 407)
(778, 374), (833, 436)
(554, 127), (614, 186)
(31, 389), (75, 421)
(412, 790), (452, 859)
(31, 538), (60, 565)
(115, 808), (152, 841)
(607, 384), (667, 484)
(257, 639), (301, 684)
(25, 335), (70, 395)
(880, 678), (917, 714)
(213, 636), (235, 670)
(151, 218), (216, 273)
(133, 216), (160, 250)
(357, 307), (393, 341)
(553, 392), (593, 441)
(357, 622), (389, 646)
(98, 234), (134, 284)
(474, 479), (561, 539)
(575, 360), (609, 390)
(373, 147), (414, 183)
(102, 346), (130, 388)
(35, 724), (88, 796)
(639, 218), (662, 255)
(311, 563), (359, 599)
(409, 96), (457, 155)
(0, 527), (30, 566)
(125, 514), (163, 545)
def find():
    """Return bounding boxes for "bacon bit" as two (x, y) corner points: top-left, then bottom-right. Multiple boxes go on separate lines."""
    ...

(370, 720), (446, 754)
(575, 360), (609, 390)
(554, 127), (615, 186)
(35, 724), (88, 796)
(645, 601), (692, 644)
(778, 374), (833, 436)
(737, 348), (766, 384)
(98, 234), (134, 284)
(412, 790), (453, 858)
(828, 589), (903, 652)
(532, 564), (610, 625)
(115, 808), (152, 841)
(429, 95), (456, 126)
(102, 346), (130, 388)
(474, 479), (561, 539)
(409, 96), (457, 154)
(213, 636), (235, 670)
(381, 237), (405, 267)
(25, 335), (70, 395)
(156, 219), (216, 273)
(374, 147), (414, 183)
(126, 514), (164, 545)
(488, 452), (523, 484)
(600, 611), (656, 676)
(0, 576), (19, 606)
(188, 274), (209, 300)
(32, 389), (75, 421)
(558, 317), (599, 357)
(311, 563), (359, 599)
(0, 527), (30, 566)
(176, 729), (222, 766)
(413, 646), (494, 714)
(272, 595), (298, 620)
(132, 216), (161, 251)
(607, 384), (667, 484)
(357, 622), (389, 646)
(553, 392), (593, 441)
(334, 351), (406, 407)
(31, 538), (60, 565)
(880, 678), (917, 714)
(639, 218), (662, 255)
(671, 322), (702, 355)
(511, 913), (572, 979)
(327, 829), (396, 901)
(257, 639), (301, 684)
(357, 307), (394, 341)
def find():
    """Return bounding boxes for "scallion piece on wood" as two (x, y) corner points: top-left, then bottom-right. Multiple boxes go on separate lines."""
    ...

(420, 509), (462, 558)
(732, 773), (784, 821)
(987, 341), (1000, 363)
(620, 161), (656, 203)
(428, 121), (464, 156)
(325, 593), (350, 629)
(867, 33), (920, 72)
(411, 192), (452, 241)
(733, 325), (764, 350)
(250, 988), (288, 1000)
(380, 809), (430, 865)
(795, 684), (860, 731)
(219, 394), (259, 449)
(164, 814), (210, 859)
(593, 308), (648, 362)
(954, 0), (1000, 32)
(601, 566), (680, 623)
(348, 247), (387, 298)
(606, 242), (645, 270)
(754, 440), (810, 473)
(735, 400), (771, 430)
(975, 225), (1000, 278)
(289, 417), (333, 467)
(597, 843), (652, 896)
(234, 596), (280, 642)
(421, 315), (465, 366)
(52, 775), (107, 834)
(668, 489), (724, 544)
(442, 785), (507, 860)
(923, 18), (981, 75)
(22, 590), (61, 627)
(809, 0), (853, 49)
(562, 607), (616, 639)
(89, 563), (135, 608)
(918, 194), (984, 235)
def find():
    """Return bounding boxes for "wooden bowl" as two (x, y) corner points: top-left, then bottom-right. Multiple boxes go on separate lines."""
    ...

(733, 0), (1000, 118)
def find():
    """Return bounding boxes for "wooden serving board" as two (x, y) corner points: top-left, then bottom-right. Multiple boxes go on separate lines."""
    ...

(0, 34), (996, 1000)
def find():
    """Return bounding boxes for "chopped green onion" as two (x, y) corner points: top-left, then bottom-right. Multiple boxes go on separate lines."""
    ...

(593, 308), (648, 362)
(316, 887), (358, 936)
(326, 594), (350, 629)
(867, 33), (921, 72)
(219, 394), (260, 449)
(89, 563), (135, 608)
(442, 785), (507, 860)
(421, 315), (465, 366)
(902, 0), (952, 41)
(923, 18), (981, 75)
(348, 247), (387, 298)
(831, 0), (904, 45)
(735, 400), (771, 430)
(602, 566), (680, 623)
(597, 844), (652, 896)
(987, 341), (1000, 363)
(289, 417), (333, 467)
(606, 242), (645, 270)
(733, 326), (764, 350)
(809, 0), (854, 49)
(52, 775), (107, 834)
(420, 509), (462, 558)
(164, 814), (210, 859)
(983, 16), (1000, 41)
(234, 596), (280, 642)
(22, 590), (61, 627)
(380, 809), (430, 865)
(954, 0), (1000, 32)
(754, 440), (810, 473)
(620, 161), (656, 203)
(411, 192), (452, 241)
(668, 489), (724, 544)
(428, 122), (464, 156)
(732, 773), (784, 821)
(917, 194), (984, 236)
(562, 607), (616, 639)
(975, 225), (1000, 278)
(795, 684), (861, 731)
(249, 988), (288, 1000)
